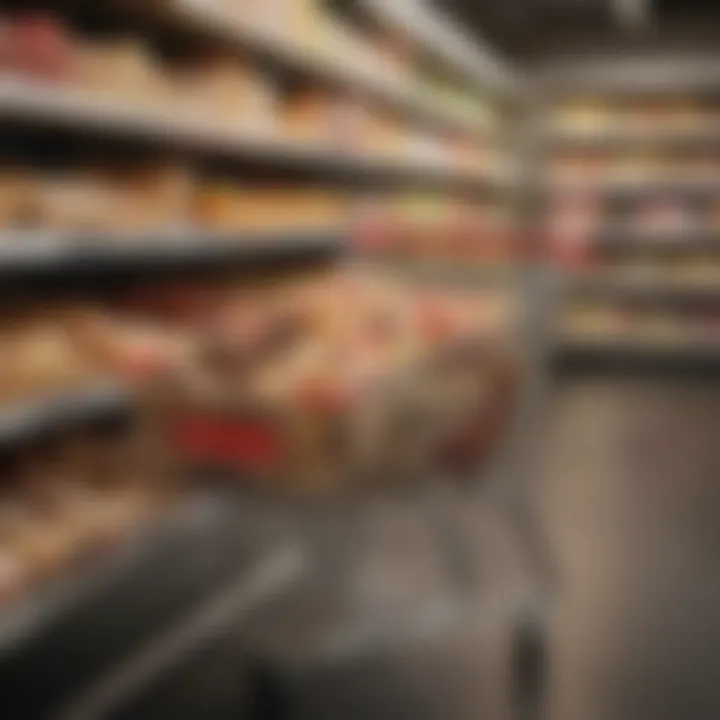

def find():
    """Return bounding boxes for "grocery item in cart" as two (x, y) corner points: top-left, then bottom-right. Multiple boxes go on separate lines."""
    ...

(157, 273), (517, 494)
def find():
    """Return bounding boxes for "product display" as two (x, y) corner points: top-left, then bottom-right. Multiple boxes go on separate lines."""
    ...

(355, 195), (518, 266)
(560, 302), (720, 347)
(0, 0), (519, 639)
(0, 164), (350, 237)
(0, 9), (500, 178)
(0, 305), (185, 408)
(551, 98), (720, 139)
(548, 95), (720, 353)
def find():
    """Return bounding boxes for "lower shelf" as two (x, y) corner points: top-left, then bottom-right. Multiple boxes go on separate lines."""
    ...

(554, 338), (720, 373)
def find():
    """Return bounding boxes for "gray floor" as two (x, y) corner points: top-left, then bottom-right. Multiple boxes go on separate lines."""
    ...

(538, 375), (720, 720)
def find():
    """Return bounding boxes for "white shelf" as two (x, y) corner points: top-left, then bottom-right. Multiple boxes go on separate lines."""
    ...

(0, 78), (510, 192)
(168, 0), (493, 138)
(362, 0), (525, 101)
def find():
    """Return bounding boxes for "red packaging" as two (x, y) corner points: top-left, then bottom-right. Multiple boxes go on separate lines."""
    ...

(7, 13), (75, 81)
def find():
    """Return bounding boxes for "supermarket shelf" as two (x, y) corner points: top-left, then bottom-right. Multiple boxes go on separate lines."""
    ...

(554, 336), (720, 372)
(360, 0), (525, 101)
(0, 231), (343, 277)
(568, 275), (720, 303)
(597, 229), (720, 253)
(546, 129), (720, 150)
(167, 0), (490, 139)
(0, 381), (131, 448)
(546, 179), (720, 198)
(0, 79), (508, 193)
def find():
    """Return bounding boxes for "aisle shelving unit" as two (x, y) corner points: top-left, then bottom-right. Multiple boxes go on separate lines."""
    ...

(166, 0), (496, 138)
(0, 1), (526, 705)
(328, 0), (527, 278)
(545, 87), (720, 366)
(0, 79), (511, 194)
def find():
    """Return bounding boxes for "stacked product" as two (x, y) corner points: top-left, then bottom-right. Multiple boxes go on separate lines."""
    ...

(0, 9), (497, 173)
(0, 164), (348, 237)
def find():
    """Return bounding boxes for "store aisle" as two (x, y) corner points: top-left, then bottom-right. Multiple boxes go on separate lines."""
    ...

(539, 374), (720, 720)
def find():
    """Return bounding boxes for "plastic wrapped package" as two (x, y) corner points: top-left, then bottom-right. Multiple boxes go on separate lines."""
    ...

(74, 37), (166, 107)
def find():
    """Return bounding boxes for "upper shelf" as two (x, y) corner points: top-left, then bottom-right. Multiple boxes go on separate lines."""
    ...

(359, 0), (525, 102)
(0, 79), (511, 194)
(545, 128), (720, 151)
(166, 0), (495, 138)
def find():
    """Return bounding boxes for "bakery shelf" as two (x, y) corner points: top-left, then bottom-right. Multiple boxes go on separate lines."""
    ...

(0, 381), (130, 448)
(0, 231), (343, 277)
(360, 0), (525, 101)
(0, 79), (510, 193)
(167, 0), (492, 139)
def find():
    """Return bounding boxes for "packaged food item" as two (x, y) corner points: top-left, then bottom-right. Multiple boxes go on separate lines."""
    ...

(367, 112), (405, 158)
(0, 169), (41, 229)
(114, 162), (195, 234)
(36, 171), (118, 233)
(553, 100), (610, 137)
(193, 181), (240, 232)
(280, 88), (334, 144)
(74, 37), (164, 106)
(171, 55), (276, 132)
(6, 12), (76, 82)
